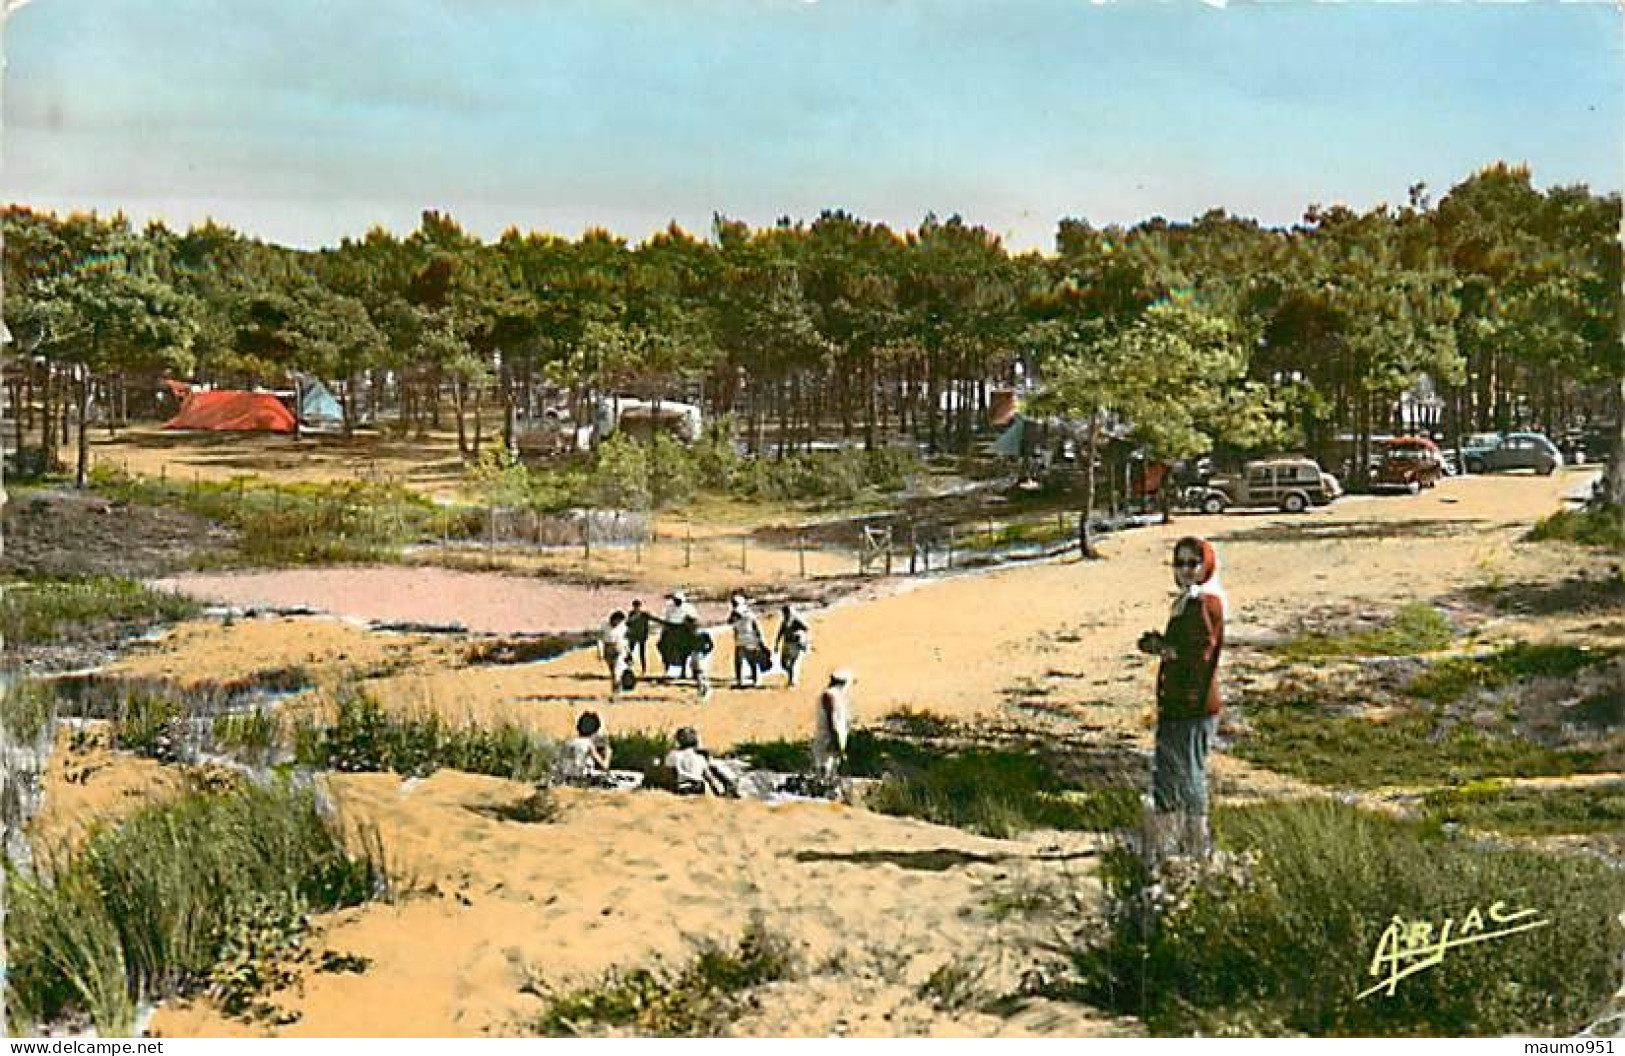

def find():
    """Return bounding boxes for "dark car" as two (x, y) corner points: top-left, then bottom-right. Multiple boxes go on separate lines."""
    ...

(1374, 437), (1445, 493)
(1465, 432), (1563, 476)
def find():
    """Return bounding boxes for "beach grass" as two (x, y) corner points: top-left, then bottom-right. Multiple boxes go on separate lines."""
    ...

(1071, 798), (1625, 1036)
(7, 779), (385, 1035)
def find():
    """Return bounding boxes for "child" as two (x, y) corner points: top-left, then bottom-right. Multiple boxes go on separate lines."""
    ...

(775, 605), (811, 688)
(663, 726), (731, 796)
(728, 594), (768, 688)
(812, 669), (854, 784)
(555, 711), (613, 785)
(625, 599), (652, 674)
(685, 615), (715, 702)
(600, 610), (630, 699)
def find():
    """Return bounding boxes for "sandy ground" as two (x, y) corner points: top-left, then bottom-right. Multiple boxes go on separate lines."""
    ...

(38, 467), (1616, 1037)
(80, 425), (473, 501)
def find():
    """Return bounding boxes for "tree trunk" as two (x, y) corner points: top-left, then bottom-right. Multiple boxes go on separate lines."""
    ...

(863, 357), (878, 452)
(39, 365), (52, 471)
(452, 377), (469, 458)
(1604, 375), (1625, 508)
(9, 378), (23, 459)
(471, 379), (485, 459)
(775, 377), (790, 459)
(1078, 414), (1102, 560)
(924, 353), (940, 453)
(74, 367), (91, 490)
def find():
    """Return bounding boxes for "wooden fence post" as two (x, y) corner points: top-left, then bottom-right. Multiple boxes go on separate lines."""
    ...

(798, 534), (807, 578)
(947, 526), (955, 570)
(740, 536), (748, 574)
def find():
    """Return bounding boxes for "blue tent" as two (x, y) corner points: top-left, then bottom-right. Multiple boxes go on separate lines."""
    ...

(296, 375), (344, 427)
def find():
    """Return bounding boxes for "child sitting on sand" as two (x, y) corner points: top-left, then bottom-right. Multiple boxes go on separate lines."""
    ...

(555, 711), (613, 785)
(663, 726), (733, 796)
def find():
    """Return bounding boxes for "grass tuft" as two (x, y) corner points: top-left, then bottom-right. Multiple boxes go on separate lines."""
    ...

(1, 573), (200, 649)
(534, 917), (793, 1037)
(295, 690), (558, 782)
(1406, 642), (1618, 702)
(1530, 505), (1625, 551)
(1272, 602), (1453, 661)
(1232, 696), (1596, 789)
(7, 779), (385, 1035)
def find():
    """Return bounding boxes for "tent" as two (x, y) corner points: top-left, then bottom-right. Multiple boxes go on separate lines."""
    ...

(163, 390), (297, 433)
(296, 375), (344, 428)
(988, 388), (1020, 428)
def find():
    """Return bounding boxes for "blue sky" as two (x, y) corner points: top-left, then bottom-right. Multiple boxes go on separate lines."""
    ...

(3, 0), (1619, 252)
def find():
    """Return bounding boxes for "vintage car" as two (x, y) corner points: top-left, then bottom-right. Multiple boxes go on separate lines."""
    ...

(1465, 432), (1563, 476)
(1187, 457), (1342, 515)
(1373, 437), (1445, 493)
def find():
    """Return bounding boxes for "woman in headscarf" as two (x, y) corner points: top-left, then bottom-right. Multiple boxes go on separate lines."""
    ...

(1136, 535), (1226, 862)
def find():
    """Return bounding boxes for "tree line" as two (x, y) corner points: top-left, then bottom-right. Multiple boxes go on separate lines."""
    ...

(3, 161), (1620, 505)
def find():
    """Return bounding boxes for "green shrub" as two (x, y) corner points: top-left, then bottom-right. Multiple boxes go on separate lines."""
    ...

(1, 574), (200, 648)
(296, 691), (556, 782)
(534, 917), (793, 1037)
(1407, 642), (1618, 702)
(90, 468), (490, 567)
(111, 689), (186, 763)
(607, 730), (674, 775)
(1233, 698), (1593, 789)
(8, 780), (383, 1035)
(1530, 505), (1625, 551)
(0, 676), (58, 744)
(869, 748), (1141, 838)
(1073, 799), (1625, 1036)
(213, 709), (283, 767)
(590, 437), (920, 509)
(1423, 779), (1625, 836)
(1273, 602), (1453, 661)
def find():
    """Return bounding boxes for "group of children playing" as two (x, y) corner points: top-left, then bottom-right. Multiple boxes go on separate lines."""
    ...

(597, 591), (813, 702)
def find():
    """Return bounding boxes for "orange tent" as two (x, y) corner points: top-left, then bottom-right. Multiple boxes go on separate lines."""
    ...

(163, 390), (297, 433)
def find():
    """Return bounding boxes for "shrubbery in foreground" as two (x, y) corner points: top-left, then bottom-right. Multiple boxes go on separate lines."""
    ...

(1072, 799), (1625, 1036)
(8, 779), (385, 1035)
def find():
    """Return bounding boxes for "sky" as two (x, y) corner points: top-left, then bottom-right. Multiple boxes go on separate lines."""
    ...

(1, 0), (1620, 254)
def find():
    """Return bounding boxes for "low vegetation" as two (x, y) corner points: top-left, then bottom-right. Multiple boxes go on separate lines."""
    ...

(0, 573), (200, 649)
(1405, 642), (1618, 702)
(1422, 778), (1625, 837)
(733, 724), (1142, 838)
(867, 749), (1142, 838)
(7, 779), (385, 1035)
(91, 467), (482, 566)
(1271, 602), (1453, 661)
(1233, 696), (1599, 789)
(1530, 505), (1625, 551)
(1072, 799), (1625, 1036)
(533, 917), (793, 1037)
(0, 674), (58, 745)
(293, 691), (558, 782)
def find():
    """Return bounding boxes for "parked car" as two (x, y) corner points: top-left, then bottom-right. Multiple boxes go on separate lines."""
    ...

(1373, 437), (1445, 494)
(1188, 457), (1342, 514)
(1464, 432), (1563, 475)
